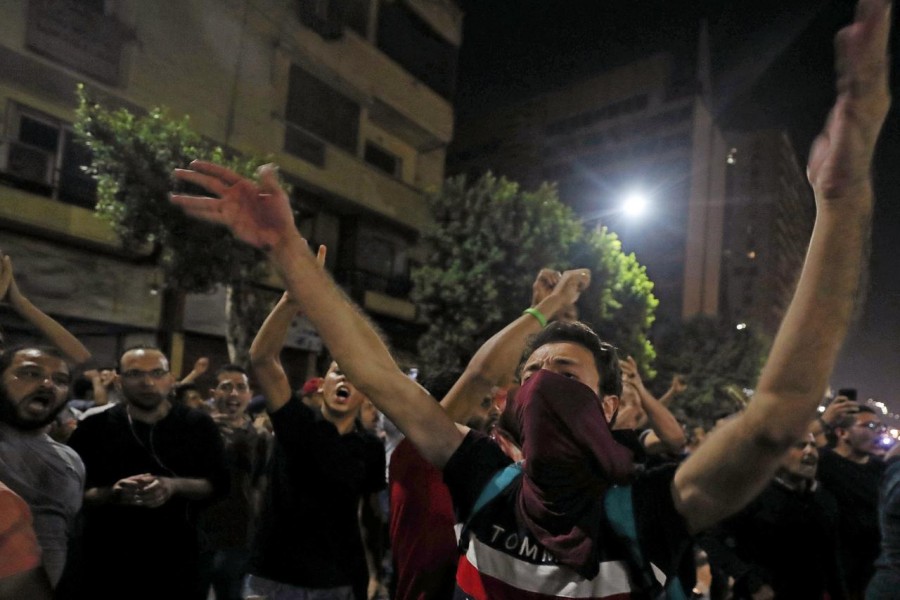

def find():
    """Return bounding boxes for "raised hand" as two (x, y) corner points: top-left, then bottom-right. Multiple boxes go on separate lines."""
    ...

(171, 161), (297, 250)
(192, 357), (209, 376)
(807, 0), (891, 204)
(821, 395), (863, 428)
(619, 355), (646, 392)
(550, 268), (591, 307)
(531, 269), (561, 306)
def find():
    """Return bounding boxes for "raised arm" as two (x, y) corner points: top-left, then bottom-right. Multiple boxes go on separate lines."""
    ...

(673, 0), (892, 534)
(619, 356), (686, 452)
(172, 164), (464, 468)
(0, 255), (91, 365)
(249, 246), (326, 413)
(178, 356), (209, 385)
(440, 268), (589, 423)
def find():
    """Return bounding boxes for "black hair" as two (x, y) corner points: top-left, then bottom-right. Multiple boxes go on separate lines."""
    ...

(0, 345), (67, 375)
(173, 382), (201, 404)
(833, 404), (877, 430)
(215, 363), (248, 378)
(420, 368), (465, 402)
(522, 321), (622, 398)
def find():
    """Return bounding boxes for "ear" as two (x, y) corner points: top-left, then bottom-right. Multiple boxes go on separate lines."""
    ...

(601, 394), (620, 424)
(209, 388), (217, 398)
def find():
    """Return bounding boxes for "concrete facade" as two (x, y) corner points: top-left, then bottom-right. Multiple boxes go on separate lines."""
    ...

(719, 130), (815, 338)
(0, 0), (460, 373)
(449, 52), (726, 323)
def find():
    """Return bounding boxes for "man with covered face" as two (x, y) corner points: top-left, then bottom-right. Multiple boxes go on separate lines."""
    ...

(172, 0), (890, 594)
(0, 346), (83, 588)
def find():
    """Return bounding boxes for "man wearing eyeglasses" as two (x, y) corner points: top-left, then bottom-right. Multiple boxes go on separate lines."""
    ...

(818, 404), (887, 598)
(65, 346), (228, 600)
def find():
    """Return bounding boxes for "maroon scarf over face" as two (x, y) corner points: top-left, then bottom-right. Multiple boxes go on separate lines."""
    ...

(512, 369), (635, 579)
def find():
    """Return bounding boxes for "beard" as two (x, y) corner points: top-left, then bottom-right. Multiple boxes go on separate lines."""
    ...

(0, 384), (67, 431)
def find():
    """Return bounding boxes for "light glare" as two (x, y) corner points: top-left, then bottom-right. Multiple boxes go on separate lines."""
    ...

(621, 192), (648, 218)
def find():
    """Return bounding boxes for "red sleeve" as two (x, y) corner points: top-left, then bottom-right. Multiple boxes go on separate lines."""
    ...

(0, 484), (42, 579)
(389, 438), (459, 600)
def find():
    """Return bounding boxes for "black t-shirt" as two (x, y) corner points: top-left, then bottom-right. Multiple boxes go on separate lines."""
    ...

(442, 431), (691, 599)
(251, 396), (385, 598)
(65, 402), (228, 599)
(817, 448), (885, 594)
(699, 481), (845, 599)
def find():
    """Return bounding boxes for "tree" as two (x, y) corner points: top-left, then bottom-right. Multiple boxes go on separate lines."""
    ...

(74, 85), (278, 366)
(412, 172), (658, 379)
(652, 315), (770, 430)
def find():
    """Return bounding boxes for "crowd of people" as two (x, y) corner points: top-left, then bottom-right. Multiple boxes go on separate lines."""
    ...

(0, 0), (895, 598)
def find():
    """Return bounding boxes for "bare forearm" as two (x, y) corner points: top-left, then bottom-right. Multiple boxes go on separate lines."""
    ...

(167, 477), (214, 501)
(10, 292), (91, 365)
(250, 294), (300, 411)
(752, 205), (870, 443)
(268, 234), (462, 467)
(250, 294), (299, 364)
(637, 386), (685, 451)
(83, 486), (118, 506)
(442, 293), (566, 422)
(90, 377), (109, 407)
(675, 202), (873, 533)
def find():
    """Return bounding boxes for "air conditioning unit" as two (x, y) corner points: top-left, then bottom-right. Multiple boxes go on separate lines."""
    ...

(2, 140), (53, 185)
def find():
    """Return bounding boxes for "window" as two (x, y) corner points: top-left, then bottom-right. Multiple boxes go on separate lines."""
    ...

(1, 106), (96, 208)
(296, 0), (371, 39)
(284, 65), (360, 162)
(376, 1), (457, 98)
(364, 142), (401, 177)
(25, 0), (128, 85)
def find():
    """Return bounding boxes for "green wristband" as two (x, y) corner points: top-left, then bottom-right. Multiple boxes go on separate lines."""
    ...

(523, 307), (548, 328)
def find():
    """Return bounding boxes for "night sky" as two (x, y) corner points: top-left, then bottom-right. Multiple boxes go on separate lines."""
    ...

(454, 0), (900, 408)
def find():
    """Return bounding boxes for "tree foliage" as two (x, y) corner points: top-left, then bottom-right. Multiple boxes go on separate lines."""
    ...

(74, 85), (278, 364)
(652, 315), (770, 429)
(75, 85), (268, 290)
(412, 172), (658, 379)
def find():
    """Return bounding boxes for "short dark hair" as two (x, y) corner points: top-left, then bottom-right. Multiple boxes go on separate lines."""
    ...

(420, 368), (464, 402)
(215, 364), (248, 378)
(0, 345), (67, 376)
(173, 382), (200, 404)
(521, 321), (622, 398)
(834, 404), (878, 430)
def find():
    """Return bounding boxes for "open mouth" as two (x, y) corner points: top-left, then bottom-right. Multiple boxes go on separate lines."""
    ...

(336, 387), (351, 399)
(23, 394), (53, 414)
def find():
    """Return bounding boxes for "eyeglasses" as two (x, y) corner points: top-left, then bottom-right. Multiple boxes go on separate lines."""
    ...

(13, 367), (70, 386)
(121, 369), (169, 380)
(855, 421), (888, 432)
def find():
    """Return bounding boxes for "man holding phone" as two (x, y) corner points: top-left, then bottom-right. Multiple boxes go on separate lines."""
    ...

(817, 392), (887, 598)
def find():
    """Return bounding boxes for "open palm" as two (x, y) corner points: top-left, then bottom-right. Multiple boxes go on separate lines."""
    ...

(171, 161), (296, 250)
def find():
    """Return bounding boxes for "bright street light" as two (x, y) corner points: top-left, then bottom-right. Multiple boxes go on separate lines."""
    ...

(620, 192), (649, 218)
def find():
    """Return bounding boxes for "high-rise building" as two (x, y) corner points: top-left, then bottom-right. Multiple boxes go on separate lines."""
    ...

(719, 131), (815, 337)
(449, 50), (727, 324)
(0, 0), (461, 376)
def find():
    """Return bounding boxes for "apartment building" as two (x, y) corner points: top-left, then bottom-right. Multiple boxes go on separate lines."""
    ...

(0, 0), (461, 376)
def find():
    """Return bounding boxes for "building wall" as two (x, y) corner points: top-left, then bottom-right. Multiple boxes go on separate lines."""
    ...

(719, 130), (814, 338)
(449, 52), (723, 323)
(0, 0), (460, 371)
